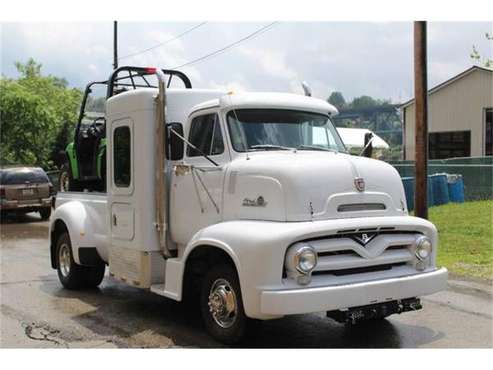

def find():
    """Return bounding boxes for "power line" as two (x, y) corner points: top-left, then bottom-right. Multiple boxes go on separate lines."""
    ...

(172, 22), (278, 69)
(118, 22), (208, 60)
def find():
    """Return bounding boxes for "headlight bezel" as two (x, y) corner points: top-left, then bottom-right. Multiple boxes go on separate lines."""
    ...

(415, 236), (432, 261)
(293, 245), (318, 274)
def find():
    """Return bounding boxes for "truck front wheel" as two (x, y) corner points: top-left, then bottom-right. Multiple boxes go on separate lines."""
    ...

(56, 232), (105, 289)
(200, 264), (248, 345)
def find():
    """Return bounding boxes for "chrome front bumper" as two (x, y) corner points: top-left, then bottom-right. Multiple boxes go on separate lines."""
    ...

(260, 267), (448, 316)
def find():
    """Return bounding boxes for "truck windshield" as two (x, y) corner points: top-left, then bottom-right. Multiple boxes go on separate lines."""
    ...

(226, 109), (346, 153)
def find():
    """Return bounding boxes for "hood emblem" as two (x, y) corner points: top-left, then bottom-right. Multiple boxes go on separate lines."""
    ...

(351, 233), (376, 246)
(354, 177), (365, 192)
(243, 196), (267, 207)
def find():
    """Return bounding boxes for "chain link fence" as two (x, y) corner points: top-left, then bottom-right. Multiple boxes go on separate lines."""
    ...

(389, 156), (493, 201)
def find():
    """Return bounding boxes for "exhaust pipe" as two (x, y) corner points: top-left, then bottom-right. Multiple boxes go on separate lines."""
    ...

(154, 69), (173, 259)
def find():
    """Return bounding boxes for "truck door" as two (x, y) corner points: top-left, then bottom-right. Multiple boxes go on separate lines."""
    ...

(170, 111), (230, 244)
(109, 118), (135, 241)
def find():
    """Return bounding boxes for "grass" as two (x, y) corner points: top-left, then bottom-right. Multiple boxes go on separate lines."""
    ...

(428, 200), (493, 280)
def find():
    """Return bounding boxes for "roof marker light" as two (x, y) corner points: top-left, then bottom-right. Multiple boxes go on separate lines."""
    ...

(145, 67), (157, 74)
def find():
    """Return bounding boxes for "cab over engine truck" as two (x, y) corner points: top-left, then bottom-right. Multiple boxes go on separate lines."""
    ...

(50, 66), (448, 344)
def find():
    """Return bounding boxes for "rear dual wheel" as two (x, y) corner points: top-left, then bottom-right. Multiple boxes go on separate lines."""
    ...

(56, 232), (105, 290)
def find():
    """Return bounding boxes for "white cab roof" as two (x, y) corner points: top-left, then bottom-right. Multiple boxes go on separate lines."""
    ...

(190, 92), (339, 116)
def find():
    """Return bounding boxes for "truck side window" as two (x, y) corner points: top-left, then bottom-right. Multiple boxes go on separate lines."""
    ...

(113, 126), (131, 187)
(187, 114), (224, 157)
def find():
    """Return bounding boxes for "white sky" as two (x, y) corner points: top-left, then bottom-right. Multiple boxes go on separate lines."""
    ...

(1, 21), (492, 103)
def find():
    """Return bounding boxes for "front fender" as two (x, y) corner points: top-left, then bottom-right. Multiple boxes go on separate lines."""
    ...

(168, 221), (291, 319)
(50, 201), (100, 265)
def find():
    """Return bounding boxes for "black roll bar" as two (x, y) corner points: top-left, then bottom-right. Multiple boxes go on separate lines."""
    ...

(74, 81), (108, 154)
(106, 66), (192, 98)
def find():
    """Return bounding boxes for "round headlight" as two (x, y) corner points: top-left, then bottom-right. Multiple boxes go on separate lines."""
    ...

(295, 246), (318, 274)
(416, 236), (432, 261)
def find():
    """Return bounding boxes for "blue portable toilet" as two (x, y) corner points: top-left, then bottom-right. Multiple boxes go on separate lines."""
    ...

(401, 177), (434, 211)
(430, 173), (450, 206)
(401, 177), (414, 210)
(447, 174), (465, 203)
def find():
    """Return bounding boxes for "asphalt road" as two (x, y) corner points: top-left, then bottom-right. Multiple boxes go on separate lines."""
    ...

(1, 212), (492, 348)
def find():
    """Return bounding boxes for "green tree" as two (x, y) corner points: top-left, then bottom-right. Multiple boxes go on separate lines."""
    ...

(348, 95), (379, 109)
(471, 32), (493, 68)
(0, 59), (82, 169)
(327, 91), (347, 110)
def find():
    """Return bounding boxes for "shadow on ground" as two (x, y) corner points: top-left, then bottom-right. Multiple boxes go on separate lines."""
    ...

(39, 276), (444, 348)
(1, 211), (45, 224)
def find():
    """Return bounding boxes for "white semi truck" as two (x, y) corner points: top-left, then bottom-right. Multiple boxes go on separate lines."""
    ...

(49, 66), (448, 344)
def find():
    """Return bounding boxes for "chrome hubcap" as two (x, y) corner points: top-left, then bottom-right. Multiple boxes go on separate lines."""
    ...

(208, 278), (237, 328)
(58, 243), (71, 277)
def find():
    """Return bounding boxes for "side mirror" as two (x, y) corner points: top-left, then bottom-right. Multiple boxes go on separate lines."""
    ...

(166, 122), (184, 160)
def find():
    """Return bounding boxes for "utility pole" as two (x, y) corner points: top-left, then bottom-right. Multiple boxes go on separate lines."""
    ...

(113, 21), (118, 70)
(414, 21), (428, 219)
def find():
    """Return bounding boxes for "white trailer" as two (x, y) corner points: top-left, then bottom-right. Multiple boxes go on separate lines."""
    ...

(49, 67), (448, 344)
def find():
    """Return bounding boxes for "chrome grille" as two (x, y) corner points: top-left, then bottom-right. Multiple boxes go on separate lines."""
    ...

(308, 233), (417, 276)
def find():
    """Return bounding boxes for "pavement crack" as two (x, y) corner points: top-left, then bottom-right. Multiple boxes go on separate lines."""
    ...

(22, 322), (69, 348)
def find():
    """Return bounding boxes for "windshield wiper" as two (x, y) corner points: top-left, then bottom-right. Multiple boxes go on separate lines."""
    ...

(249, 144), (294, 151)
(297, 145), (339, 153)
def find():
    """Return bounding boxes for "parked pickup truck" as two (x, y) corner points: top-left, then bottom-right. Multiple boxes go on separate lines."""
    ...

(49, 66), (448, 344)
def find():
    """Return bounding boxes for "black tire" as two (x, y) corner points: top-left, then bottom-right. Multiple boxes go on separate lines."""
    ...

(200, 264), (248, 345)
(84, 262), (106, 288)
(55, 232), (105, 290)
(39, 207), (51, 220)
(59, 162), (82, 192)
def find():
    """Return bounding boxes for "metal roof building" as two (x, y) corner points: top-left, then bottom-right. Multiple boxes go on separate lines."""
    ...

(401, 66), (493, 160)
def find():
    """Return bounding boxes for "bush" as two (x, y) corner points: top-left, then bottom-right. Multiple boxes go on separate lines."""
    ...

(0, 59), (82, 169)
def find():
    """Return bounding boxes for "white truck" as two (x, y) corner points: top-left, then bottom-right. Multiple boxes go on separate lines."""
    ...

(49, 66), (448, 344)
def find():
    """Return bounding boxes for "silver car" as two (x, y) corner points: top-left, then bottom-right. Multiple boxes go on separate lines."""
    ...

(0, 167), (54, 220)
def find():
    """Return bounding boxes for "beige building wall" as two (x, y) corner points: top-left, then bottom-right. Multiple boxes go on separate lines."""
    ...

(403, 68), (493, 159)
